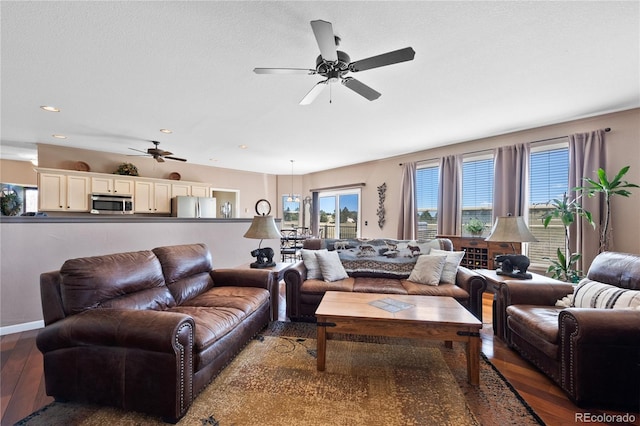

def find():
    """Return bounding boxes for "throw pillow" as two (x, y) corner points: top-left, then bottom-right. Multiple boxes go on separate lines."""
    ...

(407, 254), (447, 286)
(301, 249), (327, 280)
(571, 278), (640, 309)
(430, 249), (465, 284)
(315, 250), (349, 282)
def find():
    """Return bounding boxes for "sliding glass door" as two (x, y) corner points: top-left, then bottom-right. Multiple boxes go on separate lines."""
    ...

(318, 189), (360, 239)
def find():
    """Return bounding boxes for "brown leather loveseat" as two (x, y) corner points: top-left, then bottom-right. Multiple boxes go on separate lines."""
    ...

(36, 243), (273, 423)
(496, 251), (640, 410)
(285, 238), (486, 321)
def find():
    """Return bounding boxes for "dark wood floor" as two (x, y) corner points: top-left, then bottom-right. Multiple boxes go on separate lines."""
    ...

(2, 291), (638, 425)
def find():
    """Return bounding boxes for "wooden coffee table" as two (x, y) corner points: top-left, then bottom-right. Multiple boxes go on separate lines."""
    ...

(315, 292), (482, 385)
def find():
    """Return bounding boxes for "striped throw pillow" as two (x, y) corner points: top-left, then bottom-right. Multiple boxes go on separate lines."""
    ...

(571, 278), (640, 309)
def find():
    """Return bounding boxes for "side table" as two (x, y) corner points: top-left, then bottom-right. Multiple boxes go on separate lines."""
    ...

(234, 262), (294, 321)
(474, 269), (563, 338)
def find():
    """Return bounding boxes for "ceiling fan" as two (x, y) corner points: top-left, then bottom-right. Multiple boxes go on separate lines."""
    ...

(253, 19), (415, 105)
(129, 141), (187, 163)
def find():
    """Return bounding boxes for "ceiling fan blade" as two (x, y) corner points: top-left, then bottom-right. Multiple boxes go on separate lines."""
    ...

(156, 156), (165, 163)
(254, 68), (316, 75)
(341, 77), (381, 101)
(310, 20), (337, 62)
(129, 148), (148, 154)
(349, 47), (416, 72)
(299, 81), (328, 105)
(164, 156), (187, 162)
(159, 150), (173, 156)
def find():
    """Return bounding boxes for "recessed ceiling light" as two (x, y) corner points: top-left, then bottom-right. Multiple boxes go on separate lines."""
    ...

(209, 158), (218, 162)
(52, 134), (67, 139)
(160, 129), (172, 134)
(239, 144), (247, 149)
(40, 105), (60, 112)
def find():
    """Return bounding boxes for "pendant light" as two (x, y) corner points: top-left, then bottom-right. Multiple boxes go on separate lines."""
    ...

(287, 160), (300, 202)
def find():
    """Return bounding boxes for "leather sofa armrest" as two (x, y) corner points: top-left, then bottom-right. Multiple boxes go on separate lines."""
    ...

(36, 309), (194, 354)
(211, 268), (274, 290)
(284, 261), (307, 319)
(558, 309), (640, 406)
(40, 270), (66, 326)
(36, 309), (195, 422)
(559, 308), (640, 345)
(500, 281), (575, 307)
(454, 266), (486, 321)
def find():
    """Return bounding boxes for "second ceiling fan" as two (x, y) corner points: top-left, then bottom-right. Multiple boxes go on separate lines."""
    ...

(254, 20), (415, 105)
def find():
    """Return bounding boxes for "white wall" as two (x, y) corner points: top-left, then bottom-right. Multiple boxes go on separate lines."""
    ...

(0, 219), (281, 331)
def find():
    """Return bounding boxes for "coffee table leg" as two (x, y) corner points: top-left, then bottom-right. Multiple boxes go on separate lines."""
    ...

(467, 334), (480, 385)
(317, 322), (326, 372)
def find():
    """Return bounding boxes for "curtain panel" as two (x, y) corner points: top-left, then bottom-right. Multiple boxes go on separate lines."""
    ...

(493, 143), (531, 219)
(397, 162), (417, 240)
(569, 130), (606, 271)
(437, 155), (462, 236)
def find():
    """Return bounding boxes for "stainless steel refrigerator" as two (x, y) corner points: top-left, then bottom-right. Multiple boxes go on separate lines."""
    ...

(171, 196), (217, 218)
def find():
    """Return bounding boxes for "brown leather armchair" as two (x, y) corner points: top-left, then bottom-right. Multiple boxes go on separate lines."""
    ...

(496, 251), (640, 410)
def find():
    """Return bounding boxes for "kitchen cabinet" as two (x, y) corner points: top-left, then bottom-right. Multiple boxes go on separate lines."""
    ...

(190, 185), (210, 198)
(39, 173), (90, 211)
(135, 181), (171, 213)
(36, 168), (215, 215)
(91, 177), (134, 195)
(172, 183), (191, 197)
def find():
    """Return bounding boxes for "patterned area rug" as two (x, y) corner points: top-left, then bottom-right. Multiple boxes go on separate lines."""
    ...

(17, 321), (544, 426)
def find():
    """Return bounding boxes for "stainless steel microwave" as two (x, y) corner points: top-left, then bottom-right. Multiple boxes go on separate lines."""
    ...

(90, 193), (134, 214)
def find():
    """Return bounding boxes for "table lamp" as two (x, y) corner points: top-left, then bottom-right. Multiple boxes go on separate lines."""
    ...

(244, 199), (281, 268)
(485, 215), (538, 279)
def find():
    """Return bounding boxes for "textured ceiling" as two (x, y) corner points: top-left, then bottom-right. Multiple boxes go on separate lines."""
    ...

(1, 1), (638, 175)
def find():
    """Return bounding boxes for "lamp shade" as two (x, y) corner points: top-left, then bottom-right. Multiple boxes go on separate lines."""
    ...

(243, 215), (281, 240)
(485, 216), (538, 243)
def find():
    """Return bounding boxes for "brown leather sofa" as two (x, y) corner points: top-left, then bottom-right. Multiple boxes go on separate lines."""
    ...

(36, 243), (273, 423)
(496, 251), (640, 410)
(285, 238), (486, 321)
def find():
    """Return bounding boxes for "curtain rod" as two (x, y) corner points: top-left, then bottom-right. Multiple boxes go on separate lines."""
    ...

(399, 127), (611, 166)
(309, 182), (366, 192)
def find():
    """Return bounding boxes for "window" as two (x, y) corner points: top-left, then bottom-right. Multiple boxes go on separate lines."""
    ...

(416, 164), (439, 239)
(281, 196), (300, 229)
(528, 142), (569, 265)
(317, 189), (360, 239)
(462, 154), (494, 236)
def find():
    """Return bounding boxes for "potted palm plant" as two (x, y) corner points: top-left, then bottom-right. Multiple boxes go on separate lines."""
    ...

(576, 165), (638, 252)
(540, 192), (592, 282)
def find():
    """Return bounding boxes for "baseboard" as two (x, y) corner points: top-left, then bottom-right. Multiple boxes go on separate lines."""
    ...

(0, 320), (44, 336)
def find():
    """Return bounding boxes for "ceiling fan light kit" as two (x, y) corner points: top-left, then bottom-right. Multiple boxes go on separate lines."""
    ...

(254, 19), (415, 105)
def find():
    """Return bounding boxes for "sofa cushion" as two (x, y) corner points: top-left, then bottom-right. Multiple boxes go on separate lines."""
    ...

(353, 277), (407, 294)
(407, 254), (447, 286)
(571, 278), (640, 309)
(181, 286), (269, 315)
(153, 244), (214, 304)
(316, 250), (349, 282)
(300, 278), (355, 293)
(301, 249), (327, 280)
(430, 249), (465, 284)
(506, 305), (563, 345)
(60, 250), (175, 315)
(401, 281), (470, 299)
